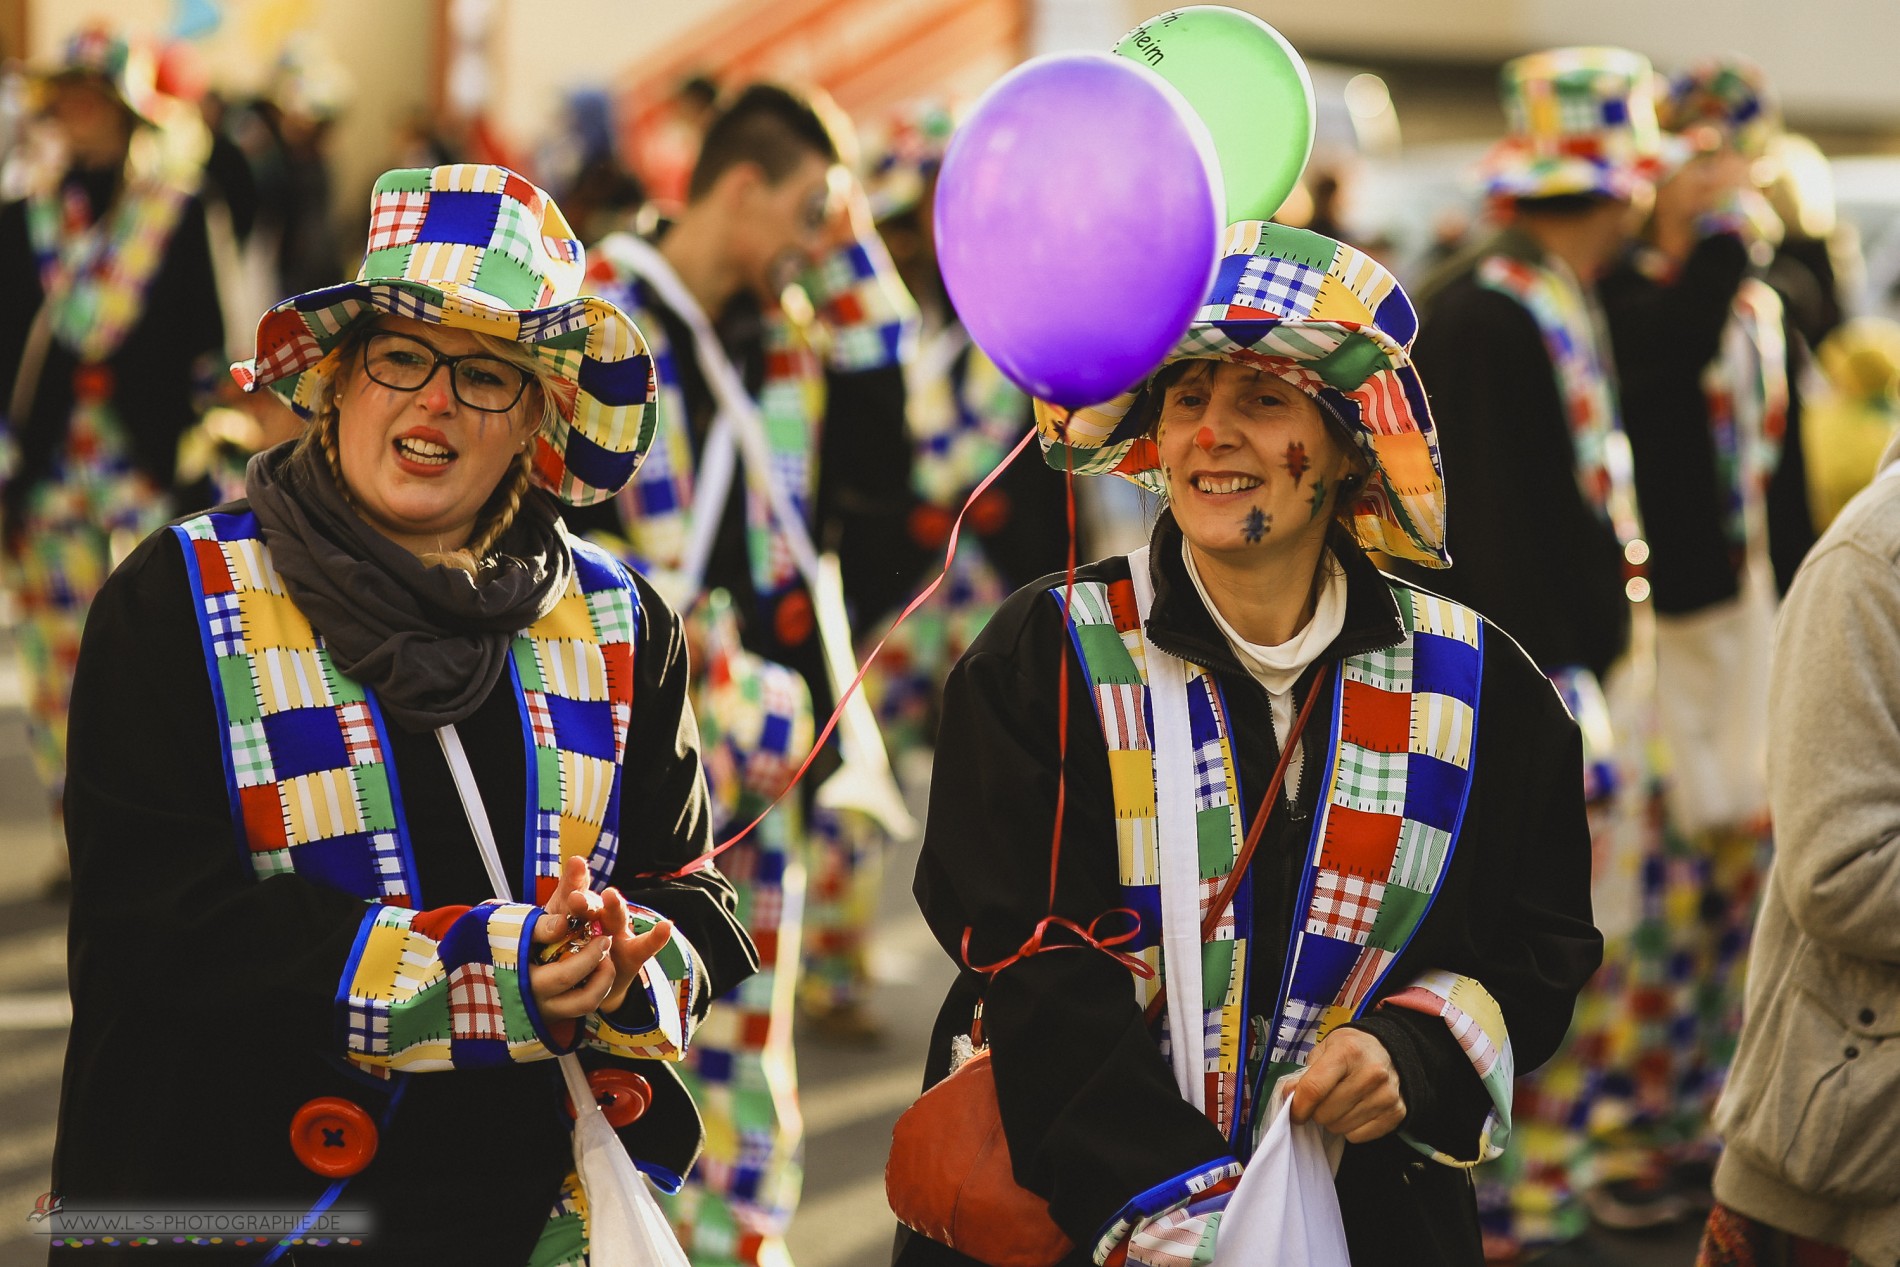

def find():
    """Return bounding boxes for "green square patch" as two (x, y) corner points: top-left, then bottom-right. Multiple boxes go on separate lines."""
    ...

(1310, 332), (1392, 392)
(386, 979), (451, 1052)
(1075, 624), (1141, 686)
(322, 653), (366, 704)
(219, 656), (261, 723)
(360, 245), (415, 283)
(537, 746), (563, 812)
(1197, 806), (1236, 879)
(471, 249), (542, 310)
(375, 169), (432, 194)
(512, 639), (544, 691)
(1201, 938), (1236, 1009)
(496, 965), (535, 1043)
(1366, 883), (1433, 952)
(353, 764), (396, 832)
(1253, 223), (1340, 270)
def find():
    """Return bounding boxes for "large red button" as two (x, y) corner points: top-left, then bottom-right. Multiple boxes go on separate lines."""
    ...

(290, 1097), (378, 1178)
(566, 1069), (653, 1128)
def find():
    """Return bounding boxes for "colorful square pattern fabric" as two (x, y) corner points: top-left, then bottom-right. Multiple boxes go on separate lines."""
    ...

(1065, 575), (1512, 1170)
(229, 164), (659, 508)
(1034, 221), (1449, 568)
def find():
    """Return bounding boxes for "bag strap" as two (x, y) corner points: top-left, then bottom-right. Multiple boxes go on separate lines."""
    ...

(1140, 663), (1332, 1029)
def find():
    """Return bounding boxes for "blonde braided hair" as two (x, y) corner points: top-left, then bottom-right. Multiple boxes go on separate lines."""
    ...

(295, 324), (559, 578)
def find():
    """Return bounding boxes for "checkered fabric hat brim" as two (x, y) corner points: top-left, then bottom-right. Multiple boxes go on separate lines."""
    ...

(1032, 221), (1449, 567)
(230, 164), (657, 508)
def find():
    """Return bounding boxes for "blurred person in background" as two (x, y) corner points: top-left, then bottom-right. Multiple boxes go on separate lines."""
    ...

(538, 88), (647, 246)
(1803, 318), (1900, 531)
(638, 73), (722, 214)
(1762, 132), (1857, 351)
(1695, 427), (1900, 1267)
(1401, 47), (1661, 1257)
(0, 26), (224, 889)
(1578, 52), (1816, 1237)
(843, 100), (1073, 1013)
(577, 81), (917, 1267)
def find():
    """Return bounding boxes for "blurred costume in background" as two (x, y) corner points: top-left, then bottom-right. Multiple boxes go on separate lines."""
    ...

(0, 27), (224, 856)
(1581, 64), (1817, 1232)
(1803, 318), (1900, 532)
(1761, 132), (1857, 352)
(825, 105), (1073, 1023)
(1405, 48), (1662, 1253)
(576, 84), (917, 1267)
(538, 88), (646, 246)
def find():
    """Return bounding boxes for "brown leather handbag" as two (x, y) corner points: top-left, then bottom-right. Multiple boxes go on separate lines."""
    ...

(885, 667), (1331, 1266)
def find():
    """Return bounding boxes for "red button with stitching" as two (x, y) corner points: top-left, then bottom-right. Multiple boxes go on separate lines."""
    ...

(567, 1069), (653, 1128)
(290, 1097), (378, 1178)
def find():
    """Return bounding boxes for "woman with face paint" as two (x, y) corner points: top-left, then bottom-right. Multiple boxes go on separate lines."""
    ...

(896, 223), (1601, 1267)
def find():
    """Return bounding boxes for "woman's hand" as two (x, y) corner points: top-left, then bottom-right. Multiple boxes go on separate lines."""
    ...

(1289, 1028), (1407, 1143)
(598, 887), (675, 1015)
(529, 856), (614, 1021)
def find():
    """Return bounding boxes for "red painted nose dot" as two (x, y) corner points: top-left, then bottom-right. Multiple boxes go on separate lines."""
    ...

(1196, 427), (1217, 449)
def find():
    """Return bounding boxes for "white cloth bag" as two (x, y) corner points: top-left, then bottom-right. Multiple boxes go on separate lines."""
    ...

(436, 726), (690, 1267)
(1215, 1077), (1350, 1267)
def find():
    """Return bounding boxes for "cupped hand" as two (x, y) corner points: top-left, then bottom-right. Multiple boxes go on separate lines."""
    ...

(529, 856), (613, 1020)
(1288, 1028), (1407, 1143)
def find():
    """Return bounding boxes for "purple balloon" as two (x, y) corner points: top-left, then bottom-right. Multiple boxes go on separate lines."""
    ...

(934, 52), (1223, 410)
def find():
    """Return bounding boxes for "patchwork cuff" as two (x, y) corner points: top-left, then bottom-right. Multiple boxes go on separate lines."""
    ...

(807, 236), (918, 373)
(338, 900), (570, 1072)
(1380, 969), (1515, 1165)
(584, 904), (701, 1062)
(1092, 1158), (1243, 1265)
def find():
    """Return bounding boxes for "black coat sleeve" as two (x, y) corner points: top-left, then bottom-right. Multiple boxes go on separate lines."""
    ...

(913, 584), (1234, 1243)
(1412, 283), (1629, 677)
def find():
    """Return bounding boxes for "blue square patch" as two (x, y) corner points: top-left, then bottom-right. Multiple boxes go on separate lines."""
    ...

(261, 706), (351, 781)
(416, 191), (502, 247)
(1287, 932), (1360, 1008)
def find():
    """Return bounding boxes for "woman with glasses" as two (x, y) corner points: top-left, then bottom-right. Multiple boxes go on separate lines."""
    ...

(48, 165), (756, 1265)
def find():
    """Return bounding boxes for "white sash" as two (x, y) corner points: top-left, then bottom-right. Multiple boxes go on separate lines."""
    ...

(1127, 545), (1206, 1112)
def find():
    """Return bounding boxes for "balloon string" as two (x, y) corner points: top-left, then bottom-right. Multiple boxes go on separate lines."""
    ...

(648, 424), (1042, 879)
(959, 413), (1123, 978)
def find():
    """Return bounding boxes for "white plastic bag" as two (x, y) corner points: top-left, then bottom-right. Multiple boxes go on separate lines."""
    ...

(1214, 1077), (1350, 1267)
(559, 1053), (690, 1267)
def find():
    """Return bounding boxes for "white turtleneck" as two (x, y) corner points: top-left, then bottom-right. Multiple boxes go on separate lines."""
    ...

(1181, 539), (1347, 801)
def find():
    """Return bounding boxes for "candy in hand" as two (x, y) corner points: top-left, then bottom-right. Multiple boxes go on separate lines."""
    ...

(535, 914), (606, 965)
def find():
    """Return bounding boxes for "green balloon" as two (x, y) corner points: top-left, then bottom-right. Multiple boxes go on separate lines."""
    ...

(1116, 7), (1316, 225)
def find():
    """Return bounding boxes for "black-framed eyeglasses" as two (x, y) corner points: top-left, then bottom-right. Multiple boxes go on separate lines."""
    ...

(361, 331), (532, 413)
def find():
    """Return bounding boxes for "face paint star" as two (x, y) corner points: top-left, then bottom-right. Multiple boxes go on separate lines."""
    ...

(1282, 442), (1310, 485)
(1308, 476), (1328, 522)
(1242, 506), (1271, 543)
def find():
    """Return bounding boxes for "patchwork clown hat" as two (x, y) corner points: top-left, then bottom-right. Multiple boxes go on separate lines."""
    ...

(34, 25), (158, 125)
(866, 101), (956, 222)
(1660, 56), (1779, 159)
(1480, 47), (1665, 201)
(232, 164), (657, 507)
(1033, 220), (1448, 567)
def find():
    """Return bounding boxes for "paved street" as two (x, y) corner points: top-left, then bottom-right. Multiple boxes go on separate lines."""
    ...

(0, 621), (1700, 1267)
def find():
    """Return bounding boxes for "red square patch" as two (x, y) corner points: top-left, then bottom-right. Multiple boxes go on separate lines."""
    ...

(600, 641), (633, 704)
(1106, 579), (1141, 634)
(193, 538), (234, 594)
(239, 783), (289, 851)
(1340, 678), (1409, 753)
(1319, 804), (1402, 878)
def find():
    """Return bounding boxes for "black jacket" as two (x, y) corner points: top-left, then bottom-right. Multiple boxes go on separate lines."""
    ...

(1405, 240), (1630, 680)
(898, 515), (1601, 1266)
(51, 514), (757, 1264)
(0, 175), (224, 524)
(1599, 233), (1817, 612)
